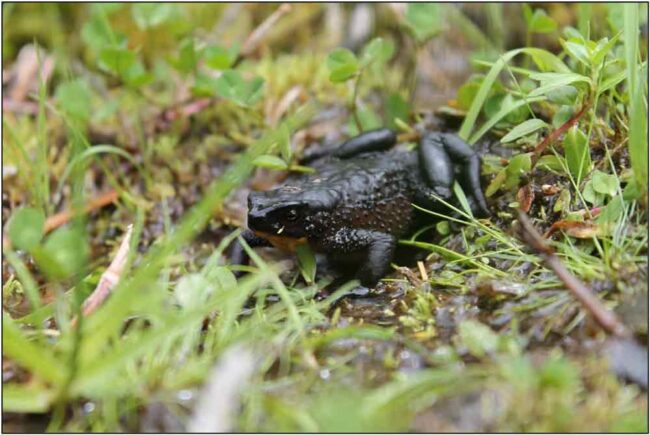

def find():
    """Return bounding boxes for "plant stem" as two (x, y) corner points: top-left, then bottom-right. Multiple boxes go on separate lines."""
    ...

(351, 71), (363, 132)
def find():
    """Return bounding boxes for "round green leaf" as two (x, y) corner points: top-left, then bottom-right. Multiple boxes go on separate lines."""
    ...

(204, 45), (239, 70)
(7, 207), (45, 251)
(591, 170), (619, 197)
(55, 79), (92, 123)
(405, 3), (443, 42)
(326, 48), (359, 82)
(37, 227), (89, 280)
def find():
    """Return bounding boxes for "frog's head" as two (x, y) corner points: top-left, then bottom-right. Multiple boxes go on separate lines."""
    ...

(247, 187), (310, 239)
(247, 184), (338, 240)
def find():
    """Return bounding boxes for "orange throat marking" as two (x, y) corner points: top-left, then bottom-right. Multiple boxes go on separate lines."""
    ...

(253, 231), (307, 252)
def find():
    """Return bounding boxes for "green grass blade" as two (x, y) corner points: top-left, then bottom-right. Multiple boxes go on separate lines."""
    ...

(2, 384), (54, 413)
(469, 96), (546, 144)
(3, 315), (66, 386)
(55, 144), (141, 198)
(624, 4), (648, 195)
(459, 48), (568, 142)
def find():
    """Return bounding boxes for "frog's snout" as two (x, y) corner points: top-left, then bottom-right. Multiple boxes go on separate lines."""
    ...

(247, 192), (275, 232)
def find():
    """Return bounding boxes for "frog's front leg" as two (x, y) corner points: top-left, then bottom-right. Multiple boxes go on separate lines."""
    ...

(322, 228), (397, 287)
(418, 132), (490, 217)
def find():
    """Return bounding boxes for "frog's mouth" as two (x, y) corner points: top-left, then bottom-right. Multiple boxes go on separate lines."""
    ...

(253, 230), (307, 252)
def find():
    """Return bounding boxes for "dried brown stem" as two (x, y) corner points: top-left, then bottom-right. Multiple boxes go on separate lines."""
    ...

(241, 4), (292, 57)
(517, 210), (629, 337)
(531, 103), (590, 167)
(43, 190), (118, 234)
(72, 224), (133, 326)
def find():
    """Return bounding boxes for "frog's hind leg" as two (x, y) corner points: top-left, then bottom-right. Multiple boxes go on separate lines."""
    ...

(301, 128), (397, 164)
(419, 132), (490, 217)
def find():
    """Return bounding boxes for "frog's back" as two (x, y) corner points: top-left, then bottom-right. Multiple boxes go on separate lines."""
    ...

(300, 151), (421, 238)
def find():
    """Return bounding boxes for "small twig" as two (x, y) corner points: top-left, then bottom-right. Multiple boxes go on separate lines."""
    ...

(71, 224), (133, 326)
(241, 3), (292, 57)
(531, 103), (590, 167)
(517, 210), (628, 337)
(43, 190), (118, 234)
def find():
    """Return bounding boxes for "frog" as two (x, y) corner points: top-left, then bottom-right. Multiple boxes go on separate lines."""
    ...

(234, 128), (489, 287)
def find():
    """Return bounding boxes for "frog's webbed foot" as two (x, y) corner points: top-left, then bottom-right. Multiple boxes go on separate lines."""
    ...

(324, 228), (396, 287)
(230, 229), (273, 277)
(418, 132), (490, 217)
(300, 128), (397, 164)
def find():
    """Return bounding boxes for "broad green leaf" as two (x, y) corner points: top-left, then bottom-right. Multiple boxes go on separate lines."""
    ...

(252, 155), (288, 170)
(563, 126), (592, 183)
(99, 45), (136, 76)
(122, 61), (153, 88)
(582, 179), (605, 205)
(204, 44), (239, 70)
(359, 38), (394, 68)
(528, 72), (590, 97)
(215, 70), (265, 107)
(501, 118), (547, 143)
(132, 3), (175, 29)
(327, 48), (359, 82)
(562, 40), (590, 66)
(192, 73), (219, 97)
(7, 207), (45, 251)
(552, 105), (574, 127)
(506, 153), (531, 176)
(296, 244), (316, 284)
(484, 168), (505, 197)
(591, 170), (619, 197)
(537, 154), (565, 172)
(170, 38), (199, 74)
(591, 32), (621, 66)
(457, 79), (482, 111)
(55, 79), (92, 123)
(81, 15), (119, 53)
(545, 85), (578, 105)
(597, 195), (624, 223)
(404, 3), (443, 42)
(598, 69), (626, 94)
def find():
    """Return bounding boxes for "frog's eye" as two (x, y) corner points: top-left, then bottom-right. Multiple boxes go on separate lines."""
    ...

(286, 209), (299, 222)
